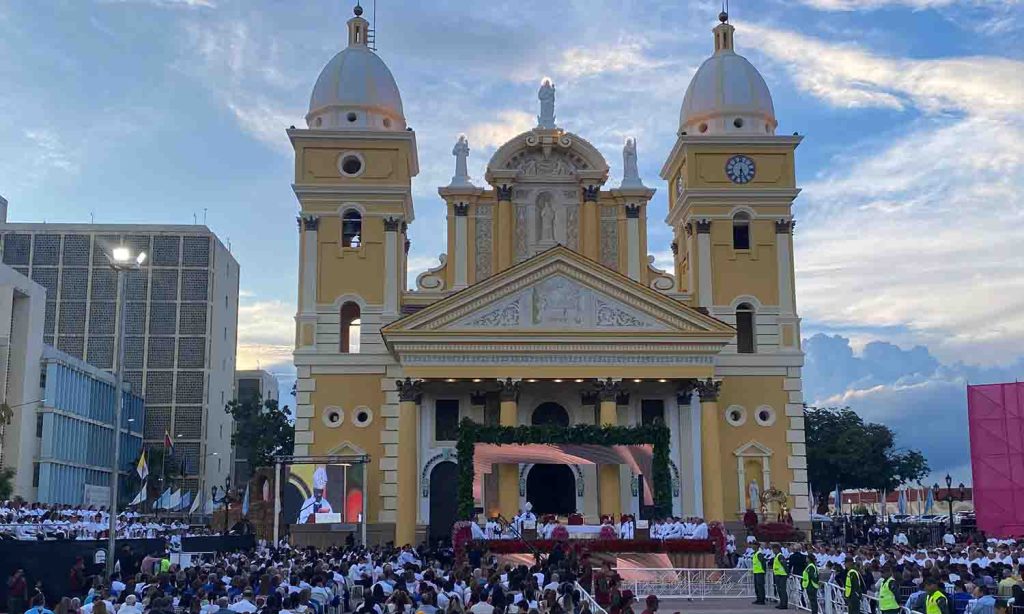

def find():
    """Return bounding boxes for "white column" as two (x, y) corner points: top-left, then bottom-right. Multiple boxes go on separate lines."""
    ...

(301, 216), (318, 314)
(696, 220), (713, 309)
(626, 204), (641, 281)
(384, 217), (400, 317)
(776, 220), (794, 315)
(690, 389), (704, 516)
(454, 203), (469, 289)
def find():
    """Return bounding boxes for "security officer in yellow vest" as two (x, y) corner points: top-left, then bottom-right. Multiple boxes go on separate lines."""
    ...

(843, 557), (863, 614)
(877, 566), (900, 614)
(771, 543), (790, 609)
(751, 541), (768, 605)
(800, 552), (819, 614)
(923, 577), (951, 614)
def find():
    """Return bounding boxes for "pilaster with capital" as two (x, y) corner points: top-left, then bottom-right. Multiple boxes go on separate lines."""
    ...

(384, 218), (401, 316)
(299, 215), (319, 317)
(396, 377), (422, 545)
(695, 378), (724, 521)
(695, 219), (714, 309)
(581, 184), (602, 261)
(495, 184), (514, 272)
(453, 203), (469, 290)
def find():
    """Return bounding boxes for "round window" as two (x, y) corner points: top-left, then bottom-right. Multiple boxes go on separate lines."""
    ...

(340, 154), (363, 176)
(733, 117), (745, 128)
(353, 406), (373, 428)
(755, 405), (777, 427)
(725, 405), (747, 427)
(346, 112), (358, 123)
(699, 123), (709, 133)
(322, 406), (344, 428)
(382, 117), (392, 128)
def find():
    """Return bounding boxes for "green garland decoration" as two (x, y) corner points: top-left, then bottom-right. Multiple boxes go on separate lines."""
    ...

(455, 417), (672, 520)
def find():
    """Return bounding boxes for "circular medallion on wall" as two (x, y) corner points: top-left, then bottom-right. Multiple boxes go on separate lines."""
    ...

(322, 406), (344, 428)
(352, 406), (374, 428)
(754, 405), (777, 427)
(725, 405), (747, 427)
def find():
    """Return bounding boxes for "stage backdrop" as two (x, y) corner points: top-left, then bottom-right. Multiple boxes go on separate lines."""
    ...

(968, 382), (1024, 537)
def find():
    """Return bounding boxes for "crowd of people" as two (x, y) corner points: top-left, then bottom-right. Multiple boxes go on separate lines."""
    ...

(738, 535), (1024, 613)
(0, 501), (221, 541)
(4, 539), (652, 614)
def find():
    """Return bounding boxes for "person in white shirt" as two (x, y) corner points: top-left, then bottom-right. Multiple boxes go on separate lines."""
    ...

(229, 592), (257, 613)
(117, 596), (142, 614)
(619, 515), (635, 539)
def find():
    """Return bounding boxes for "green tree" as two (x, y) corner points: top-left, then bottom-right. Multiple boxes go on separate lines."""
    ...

(225, 396), (295, 468)
(0, 467), (14, 500)
(805, 406), (929, 514)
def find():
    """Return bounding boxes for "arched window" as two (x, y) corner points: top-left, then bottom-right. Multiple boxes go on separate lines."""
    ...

(342, 210), (362, 248)
(736, 302), (755, 354)
(732, 212), (751, 250)
(340, 302), (361, 353)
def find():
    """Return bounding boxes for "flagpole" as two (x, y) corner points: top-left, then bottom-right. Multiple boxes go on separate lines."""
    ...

(160, 445), (167, 521)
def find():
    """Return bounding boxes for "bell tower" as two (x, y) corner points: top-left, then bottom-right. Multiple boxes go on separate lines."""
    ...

(660, 11), (810, 523)
(292, 1), (418, 476)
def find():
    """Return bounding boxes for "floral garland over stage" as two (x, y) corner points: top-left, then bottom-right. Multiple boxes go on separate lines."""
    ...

(455, 418), (673, 519)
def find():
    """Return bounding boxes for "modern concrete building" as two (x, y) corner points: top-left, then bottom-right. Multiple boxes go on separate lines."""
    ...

(36, 346), (145, 505)
(0, 223), (240, 496)
(232, 369), (280, 485)
(0, 263), (46, 499)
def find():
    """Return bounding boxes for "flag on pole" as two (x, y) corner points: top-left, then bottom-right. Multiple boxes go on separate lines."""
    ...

(898, 489), (907, 515)
(168, 489), (182, 510)
(178, 491), (192, 512)
(241, 483), (250, 516)
(807, 484), (815, 514)
(164, 431), (174, 453)
(189, 489), (203, 515)
(925, 486), (935, 514)
(136, 451), (149, 481)
(833, 484), (842, 514)
(156, 487), (172, 509)
(130, 484), (147, 506)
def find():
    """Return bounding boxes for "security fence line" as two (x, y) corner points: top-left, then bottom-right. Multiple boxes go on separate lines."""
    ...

(767, 572), (925, 614)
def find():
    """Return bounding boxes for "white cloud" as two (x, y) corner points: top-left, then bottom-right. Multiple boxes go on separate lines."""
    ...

(555, 41), (666, 80)
(236, 297), (294, 371)
(742, 22), (1024, 117)
(793, 0), (959, 9)
(24, 128), (78, 174)
(101, 0), (216, 7)
(463, 110), (535, 151)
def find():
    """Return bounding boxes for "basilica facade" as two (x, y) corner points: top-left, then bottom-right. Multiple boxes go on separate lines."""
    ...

(291, 6), (808, 545)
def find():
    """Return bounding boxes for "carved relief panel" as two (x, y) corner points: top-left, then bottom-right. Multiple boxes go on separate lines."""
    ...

(475, 204), (493, 280)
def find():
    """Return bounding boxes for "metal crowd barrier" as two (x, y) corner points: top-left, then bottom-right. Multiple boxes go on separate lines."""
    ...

(612, 568), (756, 600)
(765, 572), (926, 614)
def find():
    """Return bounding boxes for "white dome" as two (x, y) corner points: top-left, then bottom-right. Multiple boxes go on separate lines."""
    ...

(680, 21), (776, 137)
(306, 10), (406, 131)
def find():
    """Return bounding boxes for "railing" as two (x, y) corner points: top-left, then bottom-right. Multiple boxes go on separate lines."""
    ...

(575, 582), (607, 614)
(614, 568), (756, 600)
(766, 572), (925, 614)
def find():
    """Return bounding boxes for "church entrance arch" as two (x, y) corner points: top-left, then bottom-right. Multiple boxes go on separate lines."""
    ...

(532, 402), (570, 426)
(526, 464), (576, 515)
(526, 402), (574, 514)
(428, 461), (458, 544)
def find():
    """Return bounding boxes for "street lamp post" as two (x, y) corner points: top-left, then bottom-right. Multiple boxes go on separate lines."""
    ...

(105, 244), (146, 579)
(934, 474), (966, 536)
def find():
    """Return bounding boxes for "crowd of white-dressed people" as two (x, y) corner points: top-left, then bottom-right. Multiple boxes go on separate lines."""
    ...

(472, 503), (709, 542)
(0, 501), (220, 541)
(6, 539), (656, 614)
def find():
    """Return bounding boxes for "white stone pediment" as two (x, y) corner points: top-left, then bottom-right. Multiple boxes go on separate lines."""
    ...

(452, 274), (669, 331)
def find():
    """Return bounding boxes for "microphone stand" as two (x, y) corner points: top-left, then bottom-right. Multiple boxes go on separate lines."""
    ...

(496, 514), (545, 564)
(297, 497), (324, 523)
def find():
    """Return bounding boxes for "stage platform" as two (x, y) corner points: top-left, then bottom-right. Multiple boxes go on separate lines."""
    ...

(474, 538), (717, 569)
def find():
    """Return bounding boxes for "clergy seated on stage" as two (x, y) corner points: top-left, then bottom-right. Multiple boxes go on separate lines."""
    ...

(651, 516), (710, 540)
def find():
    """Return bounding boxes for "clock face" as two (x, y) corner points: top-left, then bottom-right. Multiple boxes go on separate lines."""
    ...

(725, 155), (756, 184)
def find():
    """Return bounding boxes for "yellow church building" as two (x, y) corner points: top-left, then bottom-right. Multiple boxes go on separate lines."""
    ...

(290, 5), (808, 546)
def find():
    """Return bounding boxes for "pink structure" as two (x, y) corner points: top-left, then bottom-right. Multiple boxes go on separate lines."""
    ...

(968, 383), (1024, 537)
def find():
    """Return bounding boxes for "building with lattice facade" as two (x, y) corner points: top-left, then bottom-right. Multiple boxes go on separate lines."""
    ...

(0, 223), (239, 495)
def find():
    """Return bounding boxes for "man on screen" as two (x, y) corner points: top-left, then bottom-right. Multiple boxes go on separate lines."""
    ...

(297, 467), (334, 524)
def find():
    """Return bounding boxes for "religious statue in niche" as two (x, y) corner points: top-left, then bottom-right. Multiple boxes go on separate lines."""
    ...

(748, 479), (760, 511)
(538, 79), (556, 128)
(539, 201), (555, 242)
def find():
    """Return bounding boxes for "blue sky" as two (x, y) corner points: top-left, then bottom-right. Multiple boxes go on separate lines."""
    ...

(2, 0), (1022, 484)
